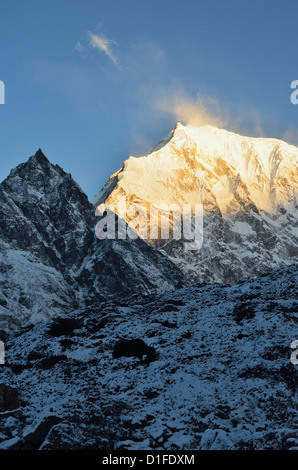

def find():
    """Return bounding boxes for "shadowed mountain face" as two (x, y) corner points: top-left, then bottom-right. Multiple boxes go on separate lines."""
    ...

(0, 150), (94, 271)
(0, 150), (185, 330)
(93, 123), (298, 284)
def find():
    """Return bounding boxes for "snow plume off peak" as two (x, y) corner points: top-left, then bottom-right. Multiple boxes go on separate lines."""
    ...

(157, 93), (226, 128)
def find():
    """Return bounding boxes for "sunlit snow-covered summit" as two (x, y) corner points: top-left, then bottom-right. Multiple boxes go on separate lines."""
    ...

(93, 122), (297, 214)
(93, 122), (298, 284)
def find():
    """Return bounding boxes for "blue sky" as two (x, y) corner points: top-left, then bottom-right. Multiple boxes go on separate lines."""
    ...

(0, 0), (297, 198)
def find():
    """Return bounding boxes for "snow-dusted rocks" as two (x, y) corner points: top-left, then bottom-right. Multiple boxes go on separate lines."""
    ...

(0, 264), (297, 449)
(93, 123), (298, 284)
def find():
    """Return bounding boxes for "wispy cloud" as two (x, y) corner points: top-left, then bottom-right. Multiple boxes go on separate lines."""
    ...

(282, 128), (298, 146)
(74, 40), (85, 53)
(87, 31), (118, 65)
(156, 90), (227, 128)
(72, 35), (285, 146)
(153, 85), (272, 139)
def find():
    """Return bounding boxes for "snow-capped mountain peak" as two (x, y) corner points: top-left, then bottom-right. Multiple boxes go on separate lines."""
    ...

(92, 123), (298, 284)
(94, 122), (297, 213)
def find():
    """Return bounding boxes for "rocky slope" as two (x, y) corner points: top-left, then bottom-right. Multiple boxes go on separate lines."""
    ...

(0, 150), (184, 330)
(0, 264), (297, 450)
(93, 123), (298, 284)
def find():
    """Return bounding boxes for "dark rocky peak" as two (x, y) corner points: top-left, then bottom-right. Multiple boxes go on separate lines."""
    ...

(2, 149), (91, 214)
(0, 151), (95, 271)
(3, 149), (67, 195)
(31, 148), (49, 165)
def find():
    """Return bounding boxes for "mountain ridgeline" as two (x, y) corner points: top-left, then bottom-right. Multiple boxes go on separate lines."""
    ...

(0, 126), (297, 451)
(0, 122), (297, 329)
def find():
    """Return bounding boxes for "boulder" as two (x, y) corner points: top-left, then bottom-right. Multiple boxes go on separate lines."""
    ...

(0, 409), (23, 421)
(23, 415), (62, 450)
(0, 436), (23, 450)
(0, 384), (19, 411)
